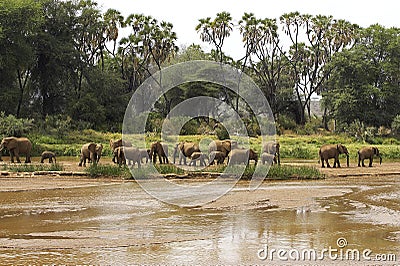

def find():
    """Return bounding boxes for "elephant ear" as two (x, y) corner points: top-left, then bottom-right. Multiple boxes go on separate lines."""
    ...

(88, 143), (97, 152)
(6, 138), (17, 150)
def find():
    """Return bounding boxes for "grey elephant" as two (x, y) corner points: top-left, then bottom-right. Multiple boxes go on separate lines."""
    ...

(209, 150), (226, 165)
(261, 152), (275, 165)
(79, 143), (97, 167)
(208, 139), (238, 158)
(123, 147), (142, 168)
(188, 152), (208, 166)
(110, 138), (132, 163)
(173, 142), (200, 165)
(319, 144), (349, 168)
(358, 146), (382, 167)
(262, 141), (280, 165)
(40, 151), (57, 163)
(229, 148), (258, 165)
(139, 149), (150, 163)
(0, 137), (32, 163)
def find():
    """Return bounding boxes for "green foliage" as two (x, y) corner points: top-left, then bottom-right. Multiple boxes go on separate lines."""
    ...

(2, 163), (64, 172)
(86, 164), (132, 178)
(391, 115), (400, 135)
(0, 112), (34, 137)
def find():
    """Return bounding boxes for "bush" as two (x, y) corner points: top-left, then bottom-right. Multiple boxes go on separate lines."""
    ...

(391, 115), (400, 135)
(0, 112), (34, 137)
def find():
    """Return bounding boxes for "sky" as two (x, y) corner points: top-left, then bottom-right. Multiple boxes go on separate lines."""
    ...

(96, 0), (399, 60)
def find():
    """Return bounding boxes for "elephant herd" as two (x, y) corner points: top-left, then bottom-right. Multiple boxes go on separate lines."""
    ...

(318, 144), (382, 168)
(0, 136), (383, 169)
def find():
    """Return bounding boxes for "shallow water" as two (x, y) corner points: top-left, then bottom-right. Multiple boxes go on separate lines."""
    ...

(0, 176), (399, 265)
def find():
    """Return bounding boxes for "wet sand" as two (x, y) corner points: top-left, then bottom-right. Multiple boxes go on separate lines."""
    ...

(0, 160), (399, 265)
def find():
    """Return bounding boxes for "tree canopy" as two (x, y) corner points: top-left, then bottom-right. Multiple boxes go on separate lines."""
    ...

(0, 0), (399, 134)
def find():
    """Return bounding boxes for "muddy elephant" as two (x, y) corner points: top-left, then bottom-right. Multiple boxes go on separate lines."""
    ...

(110, 139), (132, 163)
(319, 144), (349, 168)
(122, 147), (142, 168)
(261, 152), (275, 165)
(208, 139), (238, 158)
(358, 146), (382, 167)
(262, 141), (280, 165)
(150, 141), (169, 164)
(40, 151), (56, 163)
(229, 148), (258, 165)
(209, 150), (226, 165)
(188, 152), (208, 166)
(79, 143), (97, 167)
(173, 142), (200, 165)
(0, 137), (32, 163)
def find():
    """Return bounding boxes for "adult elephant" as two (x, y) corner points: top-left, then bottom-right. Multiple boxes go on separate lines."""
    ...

(150, 141), (169, 164)
(208, 139), (237, 158)
(0, 137), (32, 163)
(110, 139), (132, 163)
(173, 142), (200, 165)
(358, 147), (382, 167)
(79, 143), (97, 167)
(262, 141), (280, 165)
(229, 148), (258, 165)
(319, 144), (349, 168)
(123, 147), (142, 168)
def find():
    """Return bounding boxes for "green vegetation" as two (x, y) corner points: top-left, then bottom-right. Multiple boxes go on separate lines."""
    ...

(85, 164), (132, 178)
(1, 163), (64, 172)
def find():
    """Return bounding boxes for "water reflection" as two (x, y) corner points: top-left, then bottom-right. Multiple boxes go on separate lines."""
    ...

(0, 177), (399, 265)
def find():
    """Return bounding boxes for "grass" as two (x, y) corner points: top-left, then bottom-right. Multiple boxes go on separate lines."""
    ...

(85, 164), (132, 178)
(1, 163), (64, 172)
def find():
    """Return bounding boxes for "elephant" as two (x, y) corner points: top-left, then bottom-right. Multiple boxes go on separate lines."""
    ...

(358, 146), (382, 167)
(95, 143), (103, 164)
(262, 141), (280, 165)
(114, 146), (126, 166)
(261, 152), (275, 165)
(319, 144), (349, 168)
(110, 139), (132, 163)
(188, 152), (208, 167)
(79, 143), (97, 167)
(208, 139), (238, 158)
(173, 141), (200, 165)
(0, 137), (32, 163)
(139, 149), (151, 163)
(40, 151), (57, 163)
(150, 141), (169, 164)
(122, 147), (142, 168)
(229, 148), (258, 165)
(209, 150), (226, 165)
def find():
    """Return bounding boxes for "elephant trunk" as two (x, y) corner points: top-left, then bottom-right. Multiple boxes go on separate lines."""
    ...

(379, 155), (382, 165)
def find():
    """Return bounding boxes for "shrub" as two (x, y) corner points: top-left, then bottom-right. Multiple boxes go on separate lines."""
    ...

(391, 115), (400, 135)
(0, 112), (34, 137)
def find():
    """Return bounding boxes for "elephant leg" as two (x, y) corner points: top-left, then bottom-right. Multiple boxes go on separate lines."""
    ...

(137, 160), (141, 168)
(25, 154), (31, 163)
(336, 158), (341, 168)
(320, 157), (325, 168)
(362, 159), (366, 167)
(15, 152), (21, 163)
(369, 157), (373, 167)
(158, 154), (162, 164)
(358, 156), (361, 167)
(326, 159), (331, 168)
(165, 156), (169, 164)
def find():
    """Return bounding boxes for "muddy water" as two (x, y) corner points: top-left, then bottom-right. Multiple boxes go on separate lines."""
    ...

(0, 176), (399, 265)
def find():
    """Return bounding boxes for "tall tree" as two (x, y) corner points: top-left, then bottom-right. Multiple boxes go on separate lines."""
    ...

(280, 12), (358, 124)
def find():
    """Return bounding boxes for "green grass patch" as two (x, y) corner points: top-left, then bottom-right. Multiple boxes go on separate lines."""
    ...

(1, 163), (64, 172)
(85, 164), (132, 178)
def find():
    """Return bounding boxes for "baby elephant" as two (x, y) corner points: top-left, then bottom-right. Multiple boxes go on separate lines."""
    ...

(209, 151), (226, 165)
(41, 151), (57, 163)
(358, 146), (382, 167)
(189, 152), (208, 166)
(261, 152), (275, 165)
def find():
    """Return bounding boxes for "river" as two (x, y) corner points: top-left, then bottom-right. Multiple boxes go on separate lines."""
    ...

(0, 175), (399, 265)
